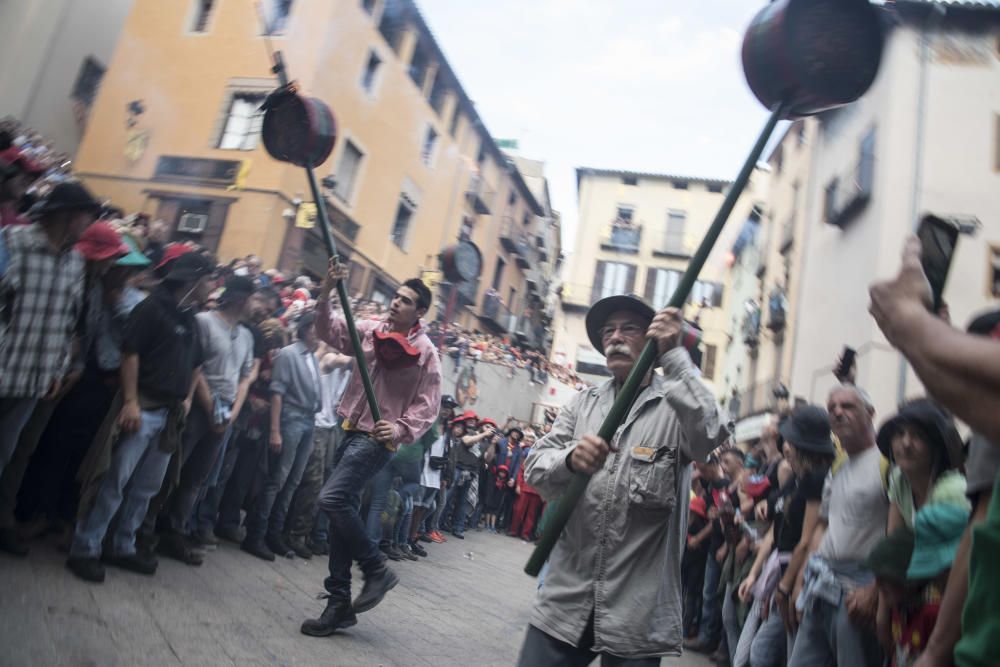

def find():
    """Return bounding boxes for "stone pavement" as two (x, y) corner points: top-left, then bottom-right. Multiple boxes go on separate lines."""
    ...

(0, 530), (712, 667)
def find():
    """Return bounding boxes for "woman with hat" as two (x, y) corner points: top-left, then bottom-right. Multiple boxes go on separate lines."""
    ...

(878, 399), (969, 533)
(736, 405), (837, 667)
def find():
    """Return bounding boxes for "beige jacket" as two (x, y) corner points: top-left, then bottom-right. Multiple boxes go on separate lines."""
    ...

(525, 347), (727, 659)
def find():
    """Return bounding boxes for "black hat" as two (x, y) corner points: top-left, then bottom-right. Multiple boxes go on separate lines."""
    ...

(779, 405), (835, 455)
(876, 399), (964, 470)
(218, 275), (255, 305)
(506, 426), (524, 439)
(162, 252), (214, 284)
(28, 181), (102, 221)
(440, 395), (459, 409)
(585, 294), (655, 354)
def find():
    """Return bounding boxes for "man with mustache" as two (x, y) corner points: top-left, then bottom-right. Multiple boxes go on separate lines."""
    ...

(519, 294), (728, 665)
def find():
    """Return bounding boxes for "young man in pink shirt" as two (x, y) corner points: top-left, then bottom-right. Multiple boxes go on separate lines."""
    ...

(301, 261), (441, 638)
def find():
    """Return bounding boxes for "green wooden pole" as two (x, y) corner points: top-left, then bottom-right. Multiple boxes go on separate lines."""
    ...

(525, 102), (786, 576)
(272, 51), (382, 422)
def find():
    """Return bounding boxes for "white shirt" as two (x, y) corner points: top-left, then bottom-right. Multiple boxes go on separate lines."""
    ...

(420, 434), (447, 489)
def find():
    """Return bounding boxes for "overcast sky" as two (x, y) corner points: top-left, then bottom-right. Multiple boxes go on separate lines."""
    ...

(418, 0), (777, 251)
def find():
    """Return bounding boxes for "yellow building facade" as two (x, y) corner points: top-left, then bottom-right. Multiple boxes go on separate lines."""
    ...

(74, 0), (557, 342)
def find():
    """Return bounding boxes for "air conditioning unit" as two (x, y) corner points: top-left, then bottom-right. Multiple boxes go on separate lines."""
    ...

(178, 213), (208, 233)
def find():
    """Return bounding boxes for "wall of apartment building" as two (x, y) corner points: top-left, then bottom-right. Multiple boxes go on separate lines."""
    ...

(789, 19), (1000, 416)
(553, 170), (763, 389)
(72, 0), (551, 328)
(0, 0), (135, 157)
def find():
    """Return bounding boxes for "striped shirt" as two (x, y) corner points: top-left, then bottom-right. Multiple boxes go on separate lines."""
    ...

(0, 224), (85, 397)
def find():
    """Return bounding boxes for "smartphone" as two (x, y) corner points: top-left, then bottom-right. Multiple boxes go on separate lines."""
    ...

(917, 215), (960, 312)
(837, 346), (856, 381)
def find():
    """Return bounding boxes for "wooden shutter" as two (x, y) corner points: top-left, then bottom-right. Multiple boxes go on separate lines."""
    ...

(155, 198), (181, 240)
(625, 264), (637, 295)
(644, 267), (657, 302)
(591, 260), (606, 304)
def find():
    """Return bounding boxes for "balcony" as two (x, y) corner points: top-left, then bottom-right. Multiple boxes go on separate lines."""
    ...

(823, 154), (873, 229)
(767, 286), (788, 333)
(479, 291), (513, 332)
(732, 378), (784, 419)
(499, 216), (535, 269)
(779, 216), (795, 254)
(742, 301), (762, 348)
(600, 221), (642, 254)
(466, 173), (495, 215)
(536, 233), (549, 262)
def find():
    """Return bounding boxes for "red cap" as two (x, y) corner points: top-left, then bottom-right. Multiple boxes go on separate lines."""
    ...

(451, 410), (478, 425)
(0, 147), (45, 177)
(689, 496), (708, 520)
(75, 221), (130, 261)
(155, 243), (193, 271)
(479, 418), (498, 429)
(292, 288), (311, 302)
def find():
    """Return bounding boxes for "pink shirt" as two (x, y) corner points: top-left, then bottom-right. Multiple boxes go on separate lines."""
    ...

(316, 300), (441, 444)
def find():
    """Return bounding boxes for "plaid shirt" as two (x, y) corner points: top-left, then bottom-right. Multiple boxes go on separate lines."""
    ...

(0, 224), (85, 398)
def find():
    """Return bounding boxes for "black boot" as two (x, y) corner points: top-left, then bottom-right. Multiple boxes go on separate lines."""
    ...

(0, 527), (29, 557)
(104, 551), (158, 575)
(300, 596), (358, 637)
(287, 535), (313, 560)
(67, 556), (105, 583)
(352, 566), (399, 614)
(240, 538), (275, 562)
(266, 533), (293, 559)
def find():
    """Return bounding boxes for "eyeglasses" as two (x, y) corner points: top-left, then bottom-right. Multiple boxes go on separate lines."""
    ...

(599, 323), (644, 342)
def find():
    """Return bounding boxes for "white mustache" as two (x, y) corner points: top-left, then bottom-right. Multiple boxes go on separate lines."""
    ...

(606, 344), (632, 358)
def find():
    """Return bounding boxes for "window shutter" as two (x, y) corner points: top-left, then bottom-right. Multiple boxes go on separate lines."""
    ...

(591, 260), (606, 304)
(644, 267), (657, 302)
(625, 264), (637, 295)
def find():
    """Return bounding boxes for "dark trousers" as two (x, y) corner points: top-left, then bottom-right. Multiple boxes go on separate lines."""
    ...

(516, 622), (661, 667)
(318, 432), (393, 603)
(217, 429), (267, 532)
(16, 368), (116, 524)
(0, 398), (57, 529)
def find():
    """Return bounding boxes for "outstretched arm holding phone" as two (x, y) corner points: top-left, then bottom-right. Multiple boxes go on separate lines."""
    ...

(869, 236), (1000, 442)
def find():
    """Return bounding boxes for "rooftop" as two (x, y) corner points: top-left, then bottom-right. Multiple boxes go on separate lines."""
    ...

(575, 167), (733, 192)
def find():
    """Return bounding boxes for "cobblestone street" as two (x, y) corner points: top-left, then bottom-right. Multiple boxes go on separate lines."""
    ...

(0, 529), (711, 667)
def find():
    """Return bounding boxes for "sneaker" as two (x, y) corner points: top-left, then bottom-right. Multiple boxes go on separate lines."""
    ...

(308, 538), (328, 556)
(0, 527), (29, 557)
(398, 544), (418, 561)
(240, 538), (275, 562)
(67, 556), (105, 583)
(104, 552), (158, 576)
(351, 567), (399, 614)
(429, 531), (447, 543)
(214, 525), (245, 544)
(408, 541), (428, 558)
(300, 596), (357, 637)
(385, 544), (405, 561)
(287, 536), (313, 560)
(451, 530), (465, 540)
(417, 533), (433, 543)
(191, 528), (219, 550)
(158, 531), (204, 566)
(266, 533), (293, 559)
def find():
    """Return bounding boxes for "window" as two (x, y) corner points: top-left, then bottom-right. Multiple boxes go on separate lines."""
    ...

(492, 257), (505, 290)
(592, 261), (635, 302)
(332, 140), (364, 202)
(509, 287), (517, 315)
(361, 0), (377, 15)
(360, 51), (382, 94)
(858, 126), (876, 193)
(991, 246), (1000, 298)
(218, 92), (266, 150)
(190, 0), (215, 32)
(370, 278), (395, 306)
(71, 57), (105, 108)
(522, 212), (532, 227)
(449, 109), (461, 138)
(616, 206), (634, 223)
(409, 43), (430, 89)
(646, 268), (724, 308)
(476, 141), (487, 166)
(508, 191), (516, 206)
(703, 344), (717, 380)
(429, 75), (449, 116)
(672, 180), (688, 190)
(707, 183), (724, 194)
(421, 126), (438, 166)
(260, 0), (295, 35)
(665, 210), (686, 254)
(622, 176), (638, 186)
(390, 197), (415, 250)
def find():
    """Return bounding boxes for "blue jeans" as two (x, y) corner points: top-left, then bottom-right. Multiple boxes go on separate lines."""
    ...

(245, 408), (314, 543)
(190, 426), (235, 534)
(787, 593), (882, 667)
(365, 457), (396, 542)
(393, 482), (421, 546)
(698, 552), (723, 648)
(318, 432), (393, 603)
(71, 408), (172, 558)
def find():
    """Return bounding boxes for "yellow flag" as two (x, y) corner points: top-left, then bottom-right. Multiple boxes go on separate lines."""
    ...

(227, 160), (252, 191)
(296, 202), (317, 229)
